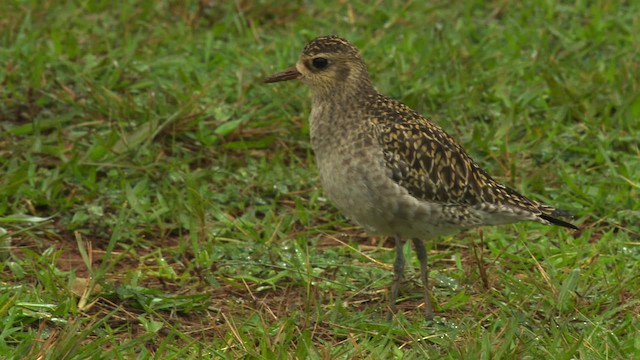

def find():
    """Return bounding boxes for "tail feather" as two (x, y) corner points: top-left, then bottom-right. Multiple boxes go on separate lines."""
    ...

(539, 208), (579, 230)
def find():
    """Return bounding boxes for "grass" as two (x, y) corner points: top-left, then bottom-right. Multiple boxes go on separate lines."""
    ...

(1, 0), (638, 358)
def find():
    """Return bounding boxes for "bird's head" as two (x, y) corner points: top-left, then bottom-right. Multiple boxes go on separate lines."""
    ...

(264, 35), (373, 99)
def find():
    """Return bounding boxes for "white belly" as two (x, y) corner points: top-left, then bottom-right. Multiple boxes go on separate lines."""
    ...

(315, 152), (466, 240)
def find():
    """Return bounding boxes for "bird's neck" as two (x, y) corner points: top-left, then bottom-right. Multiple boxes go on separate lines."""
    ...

(310, 76), (376, 112)
(308, 79), (377, 153)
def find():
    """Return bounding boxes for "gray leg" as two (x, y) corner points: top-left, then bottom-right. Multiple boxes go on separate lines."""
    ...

(388, 236), (405, 318)
(412, 239), (435, 320)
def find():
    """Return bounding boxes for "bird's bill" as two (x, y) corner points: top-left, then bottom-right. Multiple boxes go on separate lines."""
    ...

(263, 66), (302, 83)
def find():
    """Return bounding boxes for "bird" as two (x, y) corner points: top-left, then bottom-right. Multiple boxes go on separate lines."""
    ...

(264, 35), (578, 320)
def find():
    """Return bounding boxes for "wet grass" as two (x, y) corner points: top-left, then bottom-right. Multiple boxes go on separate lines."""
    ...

(1, 0), (639, 358)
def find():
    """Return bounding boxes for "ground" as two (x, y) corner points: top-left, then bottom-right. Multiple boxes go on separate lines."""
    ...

(1, 0), (639, 358)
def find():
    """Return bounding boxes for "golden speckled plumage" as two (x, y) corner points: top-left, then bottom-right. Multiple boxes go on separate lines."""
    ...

(265, 35), (577, 320)
(367, 92), (573, 223)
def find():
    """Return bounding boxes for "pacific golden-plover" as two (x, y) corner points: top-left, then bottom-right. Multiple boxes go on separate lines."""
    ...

(264, 35), (578, 320)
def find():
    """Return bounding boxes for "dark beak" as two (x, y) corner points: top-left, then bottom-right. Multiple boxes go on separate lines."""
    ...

(263, 66), (302, 83)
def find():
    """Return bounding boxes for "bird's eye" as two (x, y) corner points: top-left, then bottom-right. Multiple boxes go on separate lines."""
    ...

(311, 57), (329, 69)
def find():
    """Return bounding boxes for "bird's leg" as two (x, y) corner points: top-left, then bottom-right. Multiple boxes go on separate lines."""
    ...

(388, 236), (405, 319)
(412, 239), (435, 320)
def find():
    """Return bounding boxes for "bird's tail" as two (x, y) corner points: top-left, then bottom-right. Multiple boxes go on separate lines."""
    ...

(538, 206), (579, 230)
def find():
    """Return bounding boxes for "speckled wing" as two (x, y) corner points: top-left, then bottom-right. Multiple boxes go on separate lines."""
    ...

(365, 93), (561, 218)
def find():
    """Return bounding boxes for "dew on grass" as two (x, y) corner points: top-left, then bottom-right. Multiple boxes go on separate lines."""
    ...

(272, 183), (289, 194)
(435, 274), (460, 291)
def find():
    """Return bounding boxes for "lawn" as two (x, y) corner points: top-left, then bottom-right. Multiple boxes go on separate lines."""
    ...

(1, 0), (639, 358)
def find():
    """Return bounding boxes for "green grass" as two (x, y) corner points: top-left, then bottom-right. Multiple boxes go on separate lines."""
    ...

(1, 0), (639, 358)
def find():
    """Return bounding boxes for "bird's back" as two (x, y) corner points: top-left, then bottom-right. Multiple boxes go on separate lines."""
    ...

(362, 92), (577, 230)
